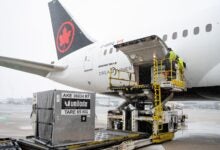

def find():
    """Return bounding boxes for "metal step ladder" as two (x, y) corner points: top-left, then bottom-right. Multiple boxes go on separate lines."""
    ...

(152, 58), (175, 143)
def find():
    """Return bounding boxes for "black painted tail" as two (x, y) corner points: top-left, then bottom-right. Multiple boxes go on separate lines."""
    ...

(48, 0), (93, 60)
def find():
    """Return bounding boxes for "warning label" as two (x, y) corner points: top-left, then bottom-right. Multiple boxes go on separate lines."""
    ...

(61, 93), (91, 115)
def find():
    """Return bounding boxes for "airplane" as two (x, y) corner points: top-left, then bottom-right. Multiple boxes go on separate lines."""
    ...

(0, 0), (220, 99)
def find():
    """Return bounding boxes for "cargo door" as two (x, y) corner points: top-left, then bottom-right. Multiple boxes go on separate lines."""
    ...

(114, 35), (169, 84)
(114, 35), (168, 66)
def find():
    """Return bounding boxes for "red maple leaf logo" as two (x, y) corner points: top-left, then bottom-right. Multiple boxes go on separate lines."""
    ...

(59, 27), (72, 47)
(56, 21), (75, 53)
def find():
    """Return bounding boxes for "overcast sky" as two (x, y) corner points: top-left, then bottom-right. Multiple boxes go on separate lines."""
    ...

(0, 0), (71, 98)
(0, 0), (218, 98)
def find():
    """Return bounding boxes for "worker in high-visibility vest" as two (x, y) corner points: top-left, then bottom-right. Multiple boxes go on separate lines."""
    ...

(177, 57), (184, 70)
(177, 57), (186, 80)
(165, 48), (177, 81)
(168, 49), (177, 62)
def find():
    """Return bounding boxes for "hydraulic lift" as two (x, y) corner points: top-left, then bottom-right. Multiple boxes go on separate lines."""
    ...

(107, 35), (186, 144)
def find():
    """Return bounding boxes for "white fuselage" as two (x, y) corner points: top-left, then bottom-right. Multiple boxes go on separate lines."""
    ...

(47, 1), (220, 93)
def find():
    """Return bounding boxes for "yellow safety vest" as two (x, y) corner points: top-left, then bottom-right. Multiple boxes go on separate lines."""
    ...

(178, 58), (184, 70)
(169, 51), (177, 61)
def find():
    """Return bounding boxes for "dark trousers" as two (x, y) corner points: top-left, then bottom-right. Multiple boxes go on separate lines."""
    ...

(164, 60), (176, 81)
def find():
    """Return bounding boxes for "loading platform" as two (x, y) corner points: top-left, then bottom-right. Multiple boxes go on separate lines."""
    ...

(0, 138), (22, 150)
(107, 58), (186, 144)
(107, 35), (187, 144)
(17, 129), (151, 150)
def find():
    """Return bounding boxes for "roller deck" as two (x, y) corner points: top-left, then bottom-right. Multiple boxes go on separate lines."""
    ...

(17, 129), (151, 150)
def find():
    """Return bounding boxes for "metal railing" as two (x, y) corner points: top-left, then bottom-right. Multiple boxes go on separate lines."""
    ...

(154, 58), (185, 88)
(108, 67), (137, 88)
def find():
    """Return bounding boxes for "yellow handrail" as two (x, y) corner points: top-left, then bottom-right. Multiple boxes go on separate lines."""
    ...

(154, 58), (185, 85)
(152, 58), (163, 136)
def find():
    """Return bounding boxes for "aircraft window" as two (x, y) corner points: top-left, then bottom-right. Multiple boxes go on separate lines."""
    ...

(206, 24), (212, 32)
(172, 32), (177, 40)
(104, 49), (107, 55)
(182, 29), (188, 37)
(194, 27), (200, 35)
(162, 34), (167, 41)
(84, 56), (87, 61)
(109, 48), (113, 54)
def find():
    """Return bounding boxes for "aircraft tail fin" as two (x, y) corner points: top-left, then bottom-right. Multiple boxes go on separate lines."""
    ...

(48, 0), (93, 60)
